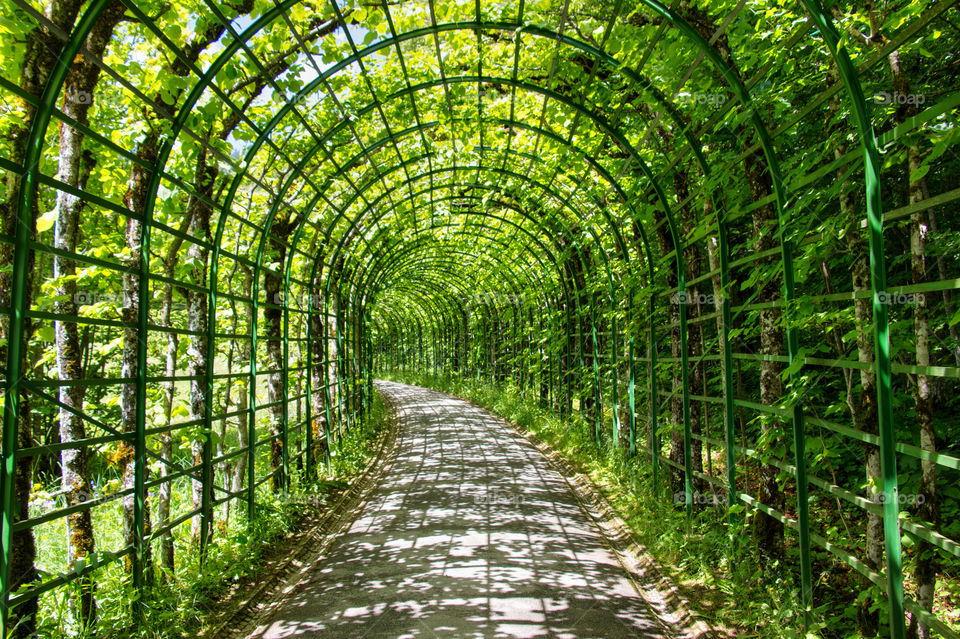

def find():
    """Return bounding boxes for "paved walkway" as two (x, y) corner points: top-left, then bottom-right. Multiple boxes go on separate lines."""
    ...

(249, 381), (670, 638)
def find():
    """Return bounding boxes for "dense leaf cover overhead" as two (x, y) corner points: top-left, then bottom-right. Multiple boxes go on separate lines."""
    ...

(0, 0), (959, 636)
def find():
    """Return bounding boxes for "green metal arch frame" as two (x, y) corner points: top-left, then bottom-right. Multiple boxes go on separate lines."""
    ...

(343, 221), (564, 311)
(1, 0), (902, 632)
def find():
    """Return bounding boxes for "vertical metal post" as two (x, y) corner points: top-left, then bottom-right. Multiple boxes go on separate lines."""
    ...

(281, 285), (290, 491)
(678, 288), (693, 519)
(649, 299), (659, 492)
(611, 315), (620, 446)
(0, 3), (109, 626)
(304, 291), (315, 481)
(247, 286), (259, 522)
(795, 2), (904, 633)
(591, 322), (601, 447)
(717, 213), (737, 516)
(628, 335), (637, 456)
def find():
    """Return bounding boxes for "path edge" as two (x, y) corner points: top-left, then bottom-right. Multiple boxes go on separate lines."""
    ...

(203, 386), (403, 639)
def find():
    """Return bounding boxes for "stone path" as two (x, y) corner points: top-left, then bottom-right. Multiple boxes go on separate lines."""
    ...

(248, 381), (671, 638)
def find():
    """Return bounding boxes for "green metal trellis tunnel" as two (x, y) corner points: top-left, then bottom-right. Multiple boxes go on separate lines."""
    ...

(1, 0), (958, 636)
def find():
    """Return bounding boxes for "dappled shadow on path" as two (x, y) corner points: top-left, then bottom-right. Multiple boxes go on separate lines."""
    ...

(249, 381), (667, 638)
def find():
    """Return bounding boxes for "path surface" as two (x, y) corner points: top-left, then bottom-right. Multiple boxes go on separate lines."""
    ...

(249, 381), (670, 638)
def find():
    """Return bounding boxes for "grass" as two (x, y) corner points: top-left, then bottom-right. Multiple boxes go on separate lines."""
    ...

(26, 391), (390, 638)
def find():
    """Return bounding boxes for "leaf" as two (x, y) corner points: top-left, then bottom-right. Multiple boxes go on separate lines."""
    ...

(37, 209), (56, 233)
(909, 163), (929, 184)
(949, 306), (960, 327)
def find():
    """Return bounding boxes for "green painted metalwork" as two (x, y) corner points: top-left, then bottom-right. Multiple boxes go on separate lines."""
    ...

(2, 1), (113, 625)
(1, 1), (955, 636)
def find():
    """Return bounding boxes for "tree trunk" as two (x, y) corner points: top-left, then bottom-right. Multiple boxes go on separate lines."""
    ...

(232, 267), (253, 496)
(676, 168), (705, 497)
(156, 207), (193, 578)
(119, 125), (159, 582)
(0, 2), (87, 633)
(185, 146), (216, 545)
(50, 11), (124, 625)
(265, 221), (293, 491)
(310, 286), (330, 470)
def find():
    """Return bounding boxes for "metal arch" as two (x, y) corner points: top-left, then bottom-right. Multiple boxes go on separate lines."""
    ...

(262, 74), (694, 480)
(305, 112), (659, 272)
(359, 250), (553, 327)
(200, 57), (690, 309)
(207, 19), (721, 233)
(356, 250), (549, 322)
(201, 48), (703, 384)
(339, 221), (568, 386)
(357, 248), (548, 314)
(364, 278), (531, 359)
(359, 253), (553, 329)
(320, 190), (566, 281)
(315, 174), (610, 389)
(366, 284), (527, 382)
(341, 255), (525, 415)
(170, 26), (731, 397)
(2, 0), (902, 629)
(359, 261), (553, 382)
(315, 163), (624, 298)
(240, 122), (629, 450)
(194, 59), (683, 474)
(794, 1), (902, 633)
(283, 165), (585, 436)
(294, 151), (637, 337)
(24, 0), (767, 432)
(305, 166), (647, 481)
(5, 0), (704, 605)
(345, 221), (564, 310)
(334, 218), (567, 328)
(191, 13), (725, 516)
(287, 201), (565, 475)
(256, 127), (632, 285)
(251, 74), (666, 266)
(308, 155), (688, 500)
(346, 244), (596, 425)
(325, 223), (556, 383)
(322, 191), (581, 299)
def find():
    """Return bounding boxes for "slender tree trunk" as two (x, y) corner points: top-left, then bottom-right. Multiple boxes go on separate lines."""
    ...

(119, 131), (155, 582)
(652, 208), (684, 494)
(265, 221), (293, 491)
(310, 286), (330, 469)
(185, 146), (216, 544)
(838, 147), (884, 636)
(53, 147), (99, 628)
(908, 169), (939, 639)
(676, 169), (705, 497)
(743, 148), (787, 560)
(158, 304), (177, 576)
(232, 267), (253, 495)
